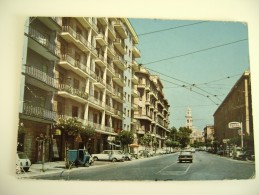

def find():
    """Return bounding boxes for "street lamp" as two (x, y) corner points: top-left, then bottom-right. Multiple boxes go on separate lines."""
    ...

(36, 133), (49, 172)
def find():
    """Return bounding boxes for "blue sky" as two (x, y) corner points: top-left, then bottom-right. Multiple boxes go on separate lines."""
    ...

(129, 18), (250, 130)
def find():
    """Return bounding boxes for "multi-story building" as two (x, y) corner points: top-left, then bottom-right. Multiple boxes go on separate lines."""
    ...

(18, 17), (142, 163)
(213, 70), (253, 147)
(134, 66), (170, 150)
(203, 125), (214, 143)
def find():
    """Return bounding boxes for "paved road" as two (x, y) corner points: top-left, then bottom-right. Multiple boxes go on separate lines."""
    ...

(32, 151), (255, 181)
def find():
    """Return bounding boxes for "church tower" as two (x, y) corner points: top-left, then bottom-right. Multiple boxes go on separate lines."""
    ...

(185, 107), (193, 129)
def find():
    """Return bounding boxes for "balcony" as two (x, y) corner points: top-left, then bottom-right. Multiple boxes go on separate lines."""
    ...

(114, 38), (126, 55)
(114, 19), (127, 39)
(113, 56), (126, 71)
(113, 72), (125, 87)
(24, 65), (58, 91)
(131, 88), (139, 98)
(60, 26), (92, 53)
(38, 17), (62, 31)
(107, 43), (116, 57)
(131, 118), (137, 124)
(145, 100), (151, 105)
(58, 84), (88, 104)
(112, 109), (123, 120)
(95, 53), (107, 68)
(149, 90), (158, 99)
(59, 54), (88, 78)
(106, 83), (114, 95)
(94, 76), (106, 89)
(88, 95), (105, 110)
(76, 17), (92, 29)
(108, 23), (116, 40)
(134, 113), (152, 122)
(131, 74), (138, 84)
(98, 17), (108, 25)
(112, 91), (124, 103)
(26, 27), (60, 60)
(132, 45), (141, 58)
(22, 102), (56, 122)
(105, 104), (115, 115)
(107, 63), (115, 76)
(132, 60), (139, 71)
(131, 103), (138, 111)
(96, 31), (107, 46)
(137, 83), (145, 89)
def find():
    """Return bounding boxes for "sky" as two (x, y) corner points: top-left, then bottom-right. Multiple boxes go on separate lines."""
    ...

(129, 18), (250, 131)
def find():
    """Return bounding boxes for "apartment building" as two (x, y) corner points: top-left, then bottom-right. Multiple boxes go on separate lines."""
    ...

(134, 66), (170, 150)
(213, 71), (253, 146)
(18, 17), (141, 162)
(203, 125), (214, 143)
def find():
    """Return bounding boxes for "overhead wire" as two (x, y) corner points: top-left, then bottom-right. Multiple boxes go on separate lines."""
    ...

(143, 38), (248, 65)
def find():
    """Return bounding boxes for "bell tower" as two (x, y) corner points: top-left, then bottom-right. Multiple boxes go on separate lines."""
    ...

(185, 107), (193, 129)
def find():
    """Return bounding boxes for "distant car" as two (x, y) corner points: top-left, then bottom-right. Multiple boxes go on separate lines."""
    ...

(178, 151), (193, 163)
(138, 150), (153, 158)
(16, 152), (31, 172)
(92, 150), (125, 162)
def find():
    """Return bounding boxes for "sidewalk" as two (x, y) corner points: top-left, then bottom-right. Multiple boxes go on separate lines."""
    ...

(16, 160), (116, 179)
(17, 161), (66, 179)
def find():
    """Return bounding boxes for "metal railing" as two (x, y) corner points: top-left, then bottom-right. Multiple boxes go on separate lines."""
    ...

(25, 65), (58, 89)
(23, 102), (56, 121)
(58, 84), (88, 100)
(28, 27), (60, 57)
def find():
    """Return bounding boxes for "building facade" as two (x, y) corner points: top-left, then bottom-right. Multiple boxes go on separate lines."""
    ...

(18, 17), (169, 163)
(203, 125), (214, 143)
(134, 66), (170, 150)
(213, 71), (253, 146)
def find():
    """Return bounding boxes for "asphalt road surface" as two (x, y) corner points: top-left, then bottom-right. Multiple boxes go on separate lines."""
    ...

(33, 151), (255, 181)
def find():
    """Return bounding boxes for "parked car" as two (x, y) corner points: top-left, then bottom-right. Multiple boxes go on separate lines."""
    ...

(16, 152), (31, 172)
(138, 150), (153, 158)
(121, 152), (133, 161)
(92, 150), (125, 162)
(237, 150), (255, 161)
(178, 151), (193, 163)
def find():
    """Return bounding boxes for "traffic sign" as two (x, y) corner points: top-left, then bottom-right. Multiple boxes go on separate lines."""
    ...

(228, 122), (241, 129)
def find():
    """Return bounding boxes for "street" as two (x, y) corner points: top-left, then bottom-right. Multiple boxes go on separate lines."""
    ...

(32, 151), (255, 181)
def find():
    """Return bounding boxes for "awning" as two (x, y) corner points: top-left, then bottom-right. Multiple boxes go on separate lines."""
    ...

(129, 144), (139, 148)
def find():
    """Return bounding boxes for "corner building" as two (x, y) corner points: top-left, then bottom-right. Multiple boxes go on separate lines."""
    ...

(18, 17), (142, 162)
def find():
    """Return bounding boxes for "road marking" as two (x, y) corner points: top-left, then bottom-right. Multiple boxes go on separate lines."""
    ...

(156, 162), (192, 176)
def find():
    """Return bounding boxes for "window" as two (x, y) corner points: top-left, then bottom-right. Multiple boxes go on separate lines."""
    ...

(73, 78), (79, 89)
(72, 106), (78, 117)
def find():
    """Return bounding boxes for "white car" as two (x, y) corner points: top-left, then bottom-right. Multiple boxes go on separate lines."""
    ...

(16, 152), (31, 172)
(92, 150), (125, 162)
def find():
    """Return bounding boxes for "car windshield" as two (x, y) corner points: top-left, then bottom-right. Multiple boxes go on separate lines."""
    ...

(18, 153), (28, 159)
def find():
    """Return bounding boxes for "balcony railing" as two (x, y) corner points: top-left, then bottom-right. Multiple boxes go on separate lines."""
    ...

(23, 102), (56, 121)
(27, 27), (60, 57)
(88, 95), (104, 107)
(58, 84), (88, 100)
(60, 53), (87, 74)
(25, 65), (58, 89)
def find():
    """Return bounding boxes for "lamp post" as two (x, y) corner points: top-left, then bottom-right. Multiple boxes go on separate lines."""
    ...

(36, 133), (49, 172)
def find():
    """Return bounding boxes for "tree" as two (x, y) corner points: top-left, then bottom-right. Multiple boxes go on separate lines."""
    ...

(167, 127), (178, 141)
(79, 124), (96, 150)
(55, 117), (84, 165)
(117, 130), (134, 151)
(177, 127), (192, 148)
(140, 133), (152, 149)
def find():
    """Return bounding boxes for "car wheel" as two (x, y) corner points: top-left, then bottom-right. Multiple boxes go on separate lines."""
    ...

(84, 162), (90, 167)
(179, 160), (182, 163)
(93, 157), (98, 161)
(111, 158), (117, 162)
(190, 160), (193, 163)
(23, 167), (29, 172)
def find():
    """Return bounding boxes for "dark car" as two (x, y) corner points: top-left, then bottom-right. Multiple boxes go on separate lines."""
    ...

(238, 150), (255, 161)
(178, 151), (193, 163)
